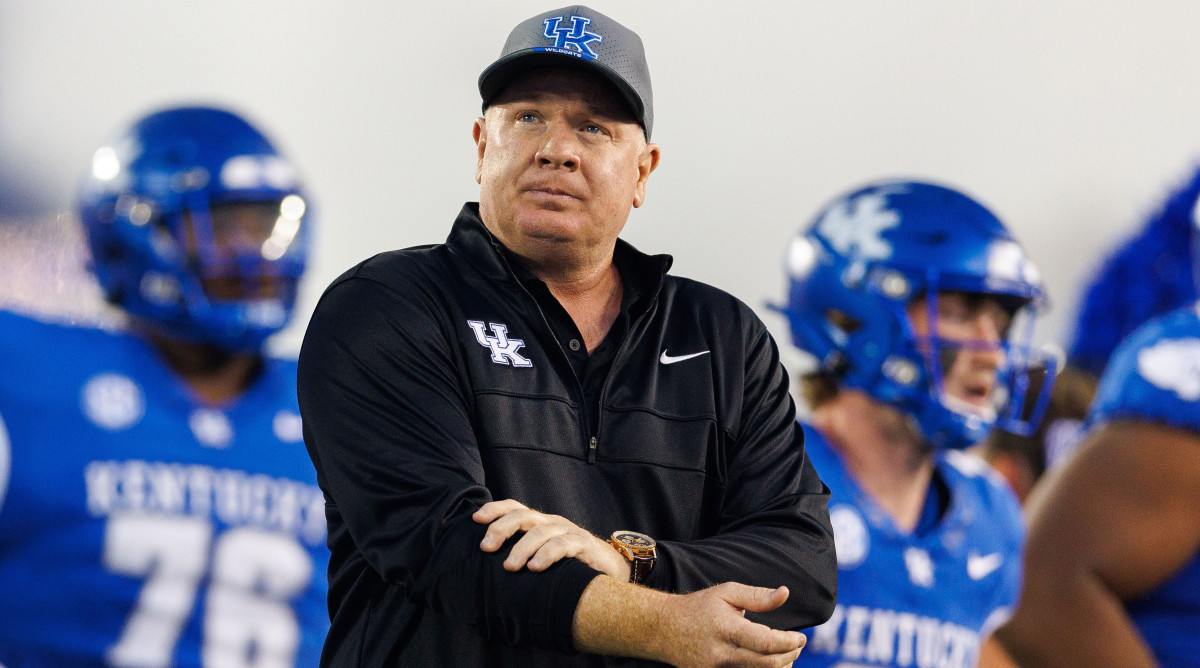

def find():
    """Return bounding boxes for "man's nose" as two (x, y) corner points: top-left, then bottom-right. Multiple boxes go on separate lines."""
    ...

(535, 121), (580, 170)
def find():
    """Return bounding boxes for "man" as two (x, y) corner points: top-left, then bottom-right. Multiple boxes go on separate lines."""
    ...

(989, 303), (1200, 667)
(774, 180), (1052, 668)
(0, 106), (329, 666)
(297, 6), (837, 667)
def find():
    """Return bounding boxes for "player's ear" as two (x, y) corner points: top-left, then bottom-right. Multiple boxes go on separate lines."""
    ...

(473, 117), (487, 185)
(632, 142), (660, 208)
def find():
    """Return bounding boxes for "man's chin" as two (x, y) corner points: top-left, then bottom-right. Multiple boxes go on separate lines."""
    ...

(513, 212), (585, 243)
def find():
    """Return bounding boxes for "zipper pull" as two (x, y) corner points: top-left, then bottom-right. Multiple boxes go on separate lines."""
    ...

(588, 436), (597, 464)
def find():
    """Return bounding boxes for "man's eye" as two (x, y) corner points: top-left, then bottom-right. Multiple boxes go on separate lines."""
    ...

(938, 304), (971, 324)
(519, 113), (538, 123)
(584, 124), (603, 134)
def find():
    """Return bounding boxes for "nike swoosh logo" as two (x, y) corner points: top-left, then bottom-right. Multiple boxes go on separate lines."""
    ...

(660, 350), (710, 365)
(967, 552), (1004, 580)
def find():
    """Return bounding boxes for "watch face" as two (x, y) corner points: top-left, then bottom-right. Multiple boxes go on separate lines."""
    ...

(613, 531), (656, 550)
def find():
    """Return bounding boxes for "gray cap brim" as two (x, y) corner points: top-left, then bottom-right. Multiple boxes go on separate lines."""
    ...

(479, 52), (647, 135)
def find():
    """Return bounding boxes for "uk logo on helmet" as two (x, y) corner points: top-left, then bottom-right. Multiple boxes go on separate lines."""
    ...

(816, 191), (901, 261)
(540, 15), (602, 59)
(468, 320), (532, 367)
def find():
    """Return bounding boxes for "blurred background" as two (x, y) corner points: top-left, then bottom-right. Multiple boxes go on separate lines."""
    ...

(3, 0), (1198, 358)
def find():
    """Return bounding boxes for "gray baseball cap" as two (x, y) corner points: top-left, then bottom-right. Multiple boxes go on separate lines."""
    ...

(478, 5), (654, 139)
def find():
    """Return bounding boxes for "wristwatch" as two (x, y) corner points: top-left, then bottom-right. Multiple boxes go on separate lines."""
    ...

(609, 530), (657, 584)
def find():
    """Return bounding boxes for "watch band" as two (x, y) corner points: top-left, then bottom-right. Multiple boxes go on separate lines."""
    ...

(630, 554), (654, 584)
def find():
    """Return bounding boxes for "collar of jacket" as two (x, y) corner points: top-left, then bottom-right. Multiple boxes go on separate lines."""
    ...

(446, 202), (674, 300)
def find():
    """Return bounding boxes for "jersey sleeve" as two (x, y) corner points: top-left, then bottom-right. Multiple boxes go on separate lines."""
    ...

(640, 308), (838, 631)
(297, 268), (598, 654)
(1089, 305), (1200, 433)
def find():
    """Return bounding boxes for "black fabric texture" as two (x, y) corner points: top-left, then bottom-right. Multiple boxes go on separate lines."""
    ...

(297, 203), (837, 666)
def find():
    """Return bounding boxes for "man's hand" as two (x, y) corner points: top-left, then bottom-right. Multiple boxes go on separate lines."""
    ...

(473, 499), (631, 581)
(476, 500), (807, 666)
(575, 576), (806, 667)
(655, 583), (806, 667)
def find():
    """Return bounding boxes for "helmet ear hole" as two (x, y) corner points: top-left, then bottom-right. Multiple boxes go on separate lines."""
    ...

(825, 309), (861, 334)
(105, 285), (125, 306)
(99, 242), (124, 263)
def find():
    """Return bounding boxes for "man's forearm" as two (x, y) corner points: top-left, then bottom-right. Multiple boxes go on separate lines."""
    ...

(571, 574), (808, 667)
(572, 575), (671, 661)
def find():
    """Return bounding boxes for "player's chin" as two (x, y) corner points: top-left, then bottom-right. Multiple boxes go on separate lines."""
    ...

(943, 387), (998, 420)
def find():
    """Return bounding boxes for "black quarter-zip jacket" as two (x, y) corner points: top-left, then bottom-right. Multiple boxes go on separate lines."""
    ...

(298, 204), (837, 666)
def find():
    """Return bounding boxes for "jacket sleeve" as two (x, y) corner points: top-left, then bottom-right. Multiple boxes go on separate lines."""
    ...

(297, 269), (599, 654)
(640, 315), (837, 631)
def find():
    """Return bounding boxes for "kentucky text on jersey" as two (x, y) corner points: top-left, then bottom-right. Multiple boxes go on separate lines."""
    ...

(85, 459), (326, 547)
(793, 426), (1023, 668)
(0, 309), (330, 667)
(807, 604), (978, 668)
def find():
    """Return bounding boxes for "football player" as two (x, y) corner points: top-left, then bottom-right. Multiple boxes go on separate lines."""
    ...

(774, 180), (1053, 668)
(990, 303), (1200, 667)
(0, 106), (329, 666)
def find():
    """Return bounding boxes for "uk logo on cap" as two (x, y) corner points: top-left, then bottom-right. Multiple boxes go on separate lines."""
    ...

(539, 15), (602, 59)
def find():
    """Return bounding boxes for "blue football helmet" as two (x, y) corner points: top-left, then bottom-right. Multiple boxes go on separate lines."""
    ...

(77, 105), (311, 351)
(775, 179), (1054, 449)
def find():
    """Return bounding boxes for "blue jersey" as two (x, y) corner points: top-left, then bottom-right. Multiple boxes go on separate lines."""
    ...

(0, 309), (329, 667)
(1088, 304), (1200, 667)
(794, 426), (1023, 668)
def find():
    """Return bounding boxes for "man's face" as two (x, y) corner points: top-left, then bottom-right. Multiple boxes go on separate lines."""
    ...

(473, 68), (659, 268)
(906, 291), (1011, 414)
